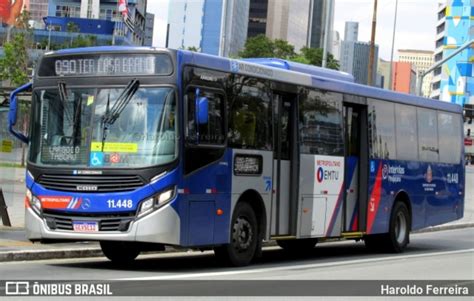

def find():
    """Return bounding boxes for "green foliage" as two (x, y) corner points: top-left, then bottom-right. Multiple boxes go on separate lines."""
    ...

(69, 35), (98, 48)
(238, 35), (274, 58)
(0, 33), (29, 86)
(273, 39), (296, 59)
(239, 35), (340, 70)
(66, 22), (80, 33)
(186, 46), (200, 52)
(300, 47), (340, 70)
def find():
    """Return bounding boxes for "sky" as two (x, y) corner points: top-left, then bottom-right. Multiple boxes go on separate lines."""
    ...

(147, 0), (439, 60)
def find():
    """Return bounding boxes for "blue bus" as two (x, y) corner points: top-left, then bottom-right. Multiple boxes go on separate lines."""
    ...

(8, 47), (465, 266)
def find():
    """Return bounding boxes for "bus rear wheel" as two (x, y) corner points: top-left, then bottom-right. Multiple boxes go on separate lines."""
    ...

(365, 201), (410, 253)
(214, 202), (259, 267)
(277, 238), (318, 253)
(100, 241), (140, 264)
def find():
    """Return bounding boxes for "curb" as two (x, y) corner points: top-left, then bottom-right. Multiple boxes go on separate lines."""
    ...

(0, 222), (472, 263)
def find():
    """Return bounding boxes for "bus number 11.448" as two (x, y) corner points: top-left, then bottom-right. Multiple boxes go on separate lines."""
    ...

(107, 199), (133, 208)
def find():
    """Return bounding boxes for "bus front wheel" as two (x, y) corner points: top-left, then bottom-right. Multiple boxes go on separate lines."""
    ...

(214, 202), (259, 267)
(100, 241), (140, 263)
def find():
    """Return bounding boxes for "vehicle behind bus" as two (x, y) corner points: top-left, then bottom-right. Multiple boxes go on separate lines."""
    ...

(8, 47), (465, 266)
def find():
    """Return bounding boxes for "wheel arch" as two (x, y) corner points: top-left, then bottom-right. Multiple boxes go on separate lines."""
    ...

(235, 189), (267, 240)
(392, 190), (412, 230)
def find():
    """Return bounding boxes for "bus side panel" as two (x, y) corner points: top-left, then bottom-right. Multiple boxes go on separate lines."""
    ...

(367, 160), (464, 235)
(298, 154), (345, 238)
(178, 149), (233, 247)
(231, 149), (273, 241)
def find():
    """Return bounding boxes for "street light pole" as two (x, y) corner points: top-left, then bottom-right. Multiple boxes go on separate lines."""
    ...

(417, 39), (474, 96)
(322, 0), (332, 68)
(388, 0), (399, 90)
(367, 0), (378, 86)
(47, 22), (52, 51)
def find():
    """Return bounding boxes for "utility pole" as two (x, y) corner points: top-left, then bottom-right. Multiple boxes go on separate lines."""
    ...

(367, 0), (378, 86)
(322, 0), (332, 68)
(388, 0), (399, 90)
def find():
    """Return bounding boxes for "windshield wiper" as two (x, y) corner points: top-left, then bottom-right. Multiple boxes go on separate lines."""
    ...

(58, 81), (73, 125)
(102, 79), (140, 126)
(100, 79), (140, 151)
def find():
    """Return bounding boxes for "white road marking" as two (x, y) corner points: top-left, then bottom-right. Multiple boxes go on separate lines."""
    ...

(117, 248), (474, 281)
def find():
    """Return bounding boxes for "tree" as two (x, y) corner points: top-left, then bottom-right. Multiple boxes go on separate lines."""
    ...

(299, 47), (340, 70)
(67, 22), (80, 46)
(239, 35), (339, 70)
(238, 34), (274, 58)
(186, 46), (200, 52)
(66, 22), (80, 33)
(0, 33), (29, 86)
(273, 39), (296, 59)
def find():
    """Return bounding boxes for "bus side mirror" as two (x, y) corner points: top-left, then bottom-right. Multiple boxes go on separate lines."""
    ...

(8, 82), (32, 144)
(197, 96), (209, 125)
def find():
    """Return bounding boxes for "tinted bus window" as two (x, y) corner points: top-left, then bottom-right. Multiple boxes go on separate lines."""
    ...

(299, 89), (344, 156)
(186, 89), (225, 145)
(438, 111), (461, 164)
(395, 104), (418, 161)
(228, 76), (272, 150)
(368, 99), (396, 159)
(417, 108), (439, 162)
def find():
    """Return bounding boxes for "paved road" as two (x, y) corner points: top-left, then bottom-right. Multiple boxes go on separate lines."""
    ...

(0, 228), (472, 281)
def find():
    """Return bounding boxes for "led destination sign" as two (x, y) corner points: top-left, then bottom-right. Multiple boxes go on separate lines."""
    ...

(38, 53), (173, 77)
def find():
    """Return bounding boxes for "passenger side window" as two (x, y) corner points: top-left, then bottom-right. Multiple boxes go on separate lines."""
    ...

(368, 99), (396, 159)
(186, 88), (225, 145)
(417, 108), (439, 162)
(184, 87), (226, 174)
(299, 89), (344, 156)
(438, 112), (461, 164)
(228, 76), (272, 150)
(395, 104), (418, 160)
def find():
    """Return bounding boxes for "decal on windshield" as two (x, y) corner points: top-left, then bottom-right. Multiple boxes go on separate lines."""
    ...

(90, 142), (138, 153)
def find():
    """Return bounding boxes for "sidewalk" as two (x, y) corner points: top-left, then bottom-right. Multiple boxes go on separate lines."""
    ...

(0, 167), (472, 262)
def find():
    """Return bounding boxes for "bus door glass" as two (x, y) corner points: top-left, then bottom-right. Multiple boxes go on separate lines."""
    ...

(343, 105), (361, 232)
(272, 93), (297, 236)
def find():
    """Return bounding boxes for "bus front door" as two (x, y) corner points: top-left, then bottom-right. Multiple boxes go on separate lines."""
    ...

(343, 104), (368, 233)
(272, 93), (298, 236)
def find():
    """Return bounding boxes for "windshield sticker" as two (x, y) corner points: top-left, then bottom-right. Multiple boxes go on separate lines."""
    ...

(47, 146), (81, 162)
(86, 95), (94, 106)
(90, 142), (138, 153)
(90, 152), (104, 167)
(104, 153), (121, 164)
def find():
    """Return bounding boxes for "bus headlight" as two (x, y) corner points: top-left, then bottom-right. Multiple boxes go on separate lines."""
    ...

(138, 186), (176, 218)
(26, 189), (42, 215)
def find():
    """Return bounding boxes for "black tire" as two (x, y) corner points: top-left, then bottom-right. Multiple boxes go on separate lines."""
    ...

(214, 202), (259, 267)
(100, 241), (140, 263)
(277, 238), (318, 253)
(365, 201), (410, 253)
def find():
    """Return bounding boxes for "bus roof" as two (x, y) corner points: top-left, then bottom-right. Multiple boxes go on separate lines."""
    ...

(179, 50), (462, 114)
(241, 58), (354, 83)
(50, 46), (156, 55)
(44, 46), (462, 114)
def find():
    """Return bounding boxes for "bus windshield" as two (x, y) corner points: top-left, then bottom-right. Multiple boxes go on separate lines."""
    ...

(29, 86), (177, 168)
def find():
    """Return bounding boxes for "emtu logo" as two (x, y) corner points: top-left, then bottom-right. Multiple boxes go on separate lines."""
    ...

(317, 167), (324, 183)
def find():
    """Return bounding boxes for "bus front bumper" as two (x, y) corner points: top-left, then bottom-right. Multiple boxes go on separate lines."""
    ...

(25, 204), (180, 245)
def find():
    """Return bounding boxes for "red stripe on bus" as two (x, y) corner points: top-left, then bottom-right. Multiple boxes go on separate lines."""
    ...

(367, 163), (383, 234)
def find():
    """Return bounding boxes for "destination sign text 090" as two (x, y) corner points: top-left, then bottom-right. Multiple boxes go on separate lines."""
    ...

(38, 53), (173, 77)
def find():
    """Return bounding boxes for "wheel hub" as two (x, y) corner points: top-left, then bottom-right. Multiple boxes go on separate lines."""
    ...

(232, 217), (253, 252)
(395, 211), (407, 244)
